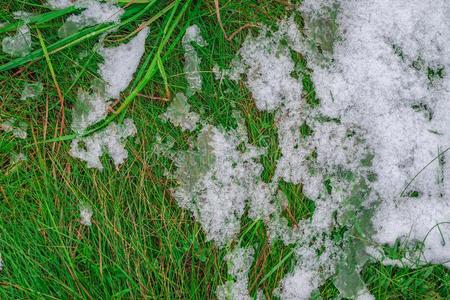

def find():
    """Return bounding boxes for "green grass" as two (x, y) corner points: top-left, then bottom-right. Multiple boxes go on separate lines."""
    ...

(0, 0), (449, 299)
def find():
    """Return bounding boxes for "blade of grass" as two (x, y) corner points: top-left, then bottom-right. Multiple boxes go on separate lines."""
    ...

(0, 1), (158, 72)
(28, 0), (192, 146)
(37, 28), (66, 136)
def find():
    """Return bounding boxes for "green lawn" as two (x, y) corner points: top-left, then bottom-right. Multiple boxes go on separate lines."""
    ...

(0, 1), (449, 299)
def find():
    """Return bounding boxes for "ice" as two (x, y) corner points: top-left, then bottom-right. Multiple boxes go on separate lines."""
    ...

(98, 27), (149, 98)
(2, 25), (31, 57)
(182, 25), (207, 95)
(216, 247), (254, 300)
(69, 118), (136, 170)
(161, 93), (200, 131)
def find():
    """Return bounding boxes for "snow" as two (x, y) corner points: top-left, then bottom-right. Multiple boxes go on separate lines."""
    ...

(21, 82), (43, 100)
(71, 85), (110, 133)
(70, 118), (136, 170)
(80, 204), (93, 226)
(47, 0), (75, 9)
(296, 0), (450, 269)
(10, 152), (27, 165)
(207, 0), (450, 298)
(171, 122), (273, 245)
(161, 93), (200, 131)
(182, 25), (207, 95)
(2, 25), (31, 57)
(216, 247), (254, 300)
(55, 0), (124, 37)
(98, 27), (149, 98)
(1, 118), (27, 139)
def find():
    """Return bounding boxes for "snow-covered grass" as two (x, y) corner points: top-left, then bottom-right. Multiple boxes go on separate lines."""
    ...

(0, 0), (449, 299)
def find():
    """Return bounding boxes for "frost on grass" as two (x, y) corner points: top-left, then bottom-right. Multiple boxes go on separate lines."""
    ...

(80, 204), (93, 226)
(161, 93), (200, 132)
(98, 27), (149, 98)
(70, 118), (136, 170)
(171, 120), (274, 245)
(1, 118), (27, 139)
(2, 25), (31, 57)
(216, 247), (254, 300)
(55, 0), (124, 38)
(182, 25), (207, 95)
(20, 82), (43, 100)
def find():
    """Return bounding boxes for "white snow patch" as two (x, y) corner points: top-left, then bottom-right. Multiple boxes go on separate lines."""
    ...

(161, 93), (200, 131)
(69, 118), (136, 170)
(172, 123), (273, 245)
(80, 204), (93, 226)
(182, 25), (207, 95)
(296, 0), (450, 268)
(1, 118), (27, 139)
(57, 0), (124, 37)
(71, 86), (110, 133)
(216, 247), (254, 300)
(21, 82), (43, 100)
(2, 25), (31, 57)
(98, 27), (149, 98)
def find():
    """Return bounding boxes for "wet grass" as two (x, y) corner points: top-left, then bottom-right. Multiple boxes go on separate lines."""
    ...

(0, 0), (449, 299)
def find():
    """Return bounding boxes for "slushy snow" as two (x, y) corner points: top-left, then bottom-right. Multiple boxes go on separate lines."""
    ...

(161, 93), (200, 132)
(70, 118), (136, 170)
(165, 0), (450, 298)
(182, 25), (207, 95)
(2, 25), (31, 57)
(99, 27), (149, 98)
(80, 204), (93, 226)
(55, 0), (124, 37)
(216, 247), (254, 300)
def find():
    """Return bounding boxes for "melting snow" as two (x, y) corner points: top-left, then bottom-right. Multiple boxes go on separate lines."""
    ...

(161, 93), (200, 132)
(217, 247), (254, 300)
(182, 25), (207, 95)
(161, 0), (450, 298)
(20, 82), (43, 100)
(99, 27), (149, 99)
(54, 0), (124, 37)
(70, 118), (136, 170)
(1, 25), (31, 57)
(171, 121), (274, 245)
(1, 118), (27, 139)
(80, 204), (93, 226)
